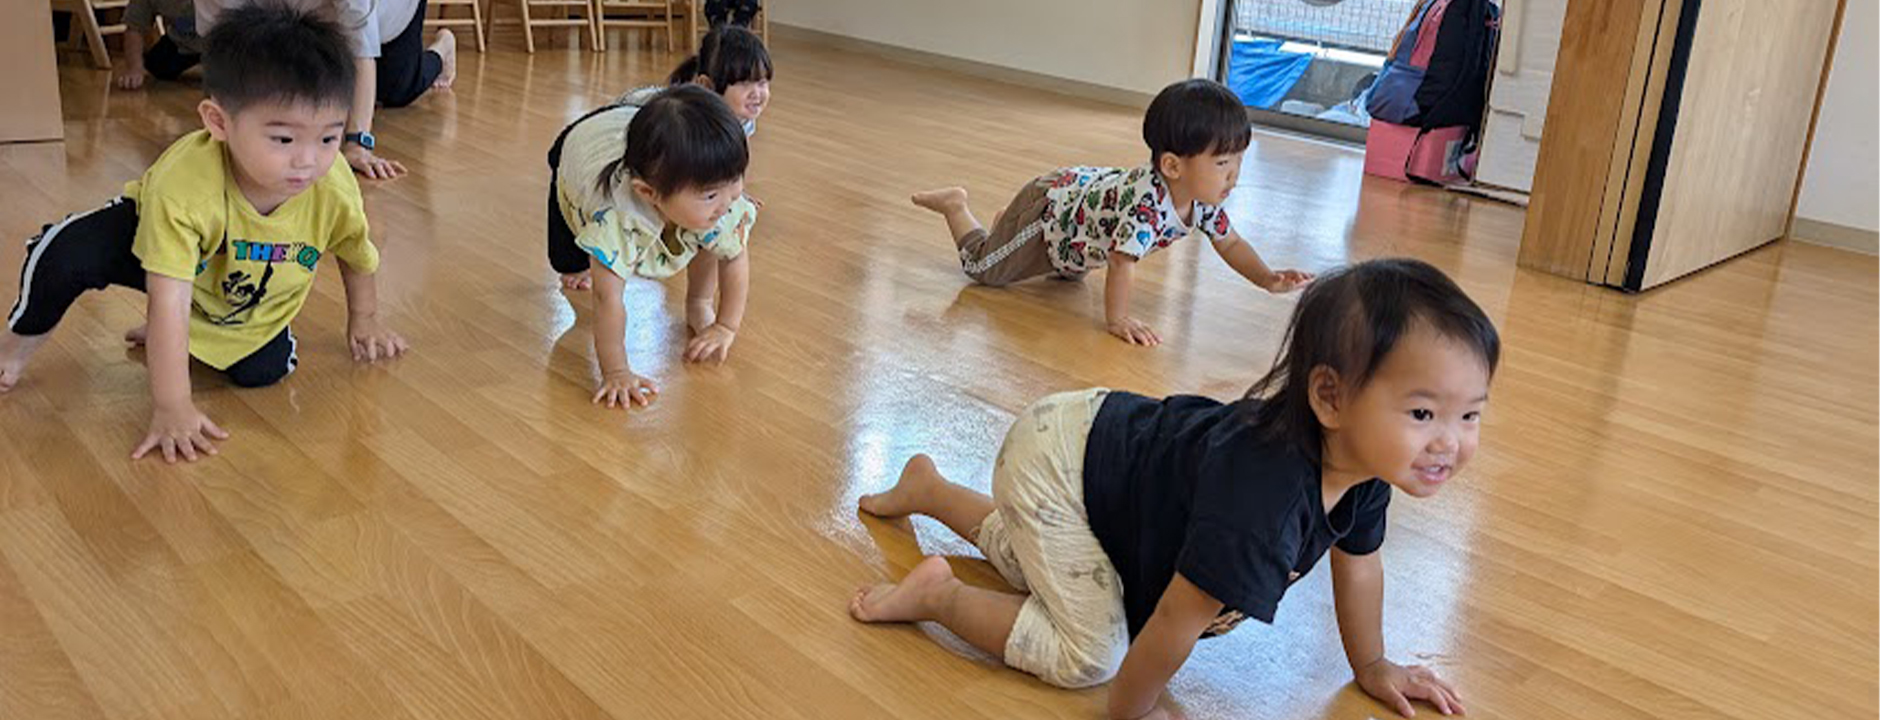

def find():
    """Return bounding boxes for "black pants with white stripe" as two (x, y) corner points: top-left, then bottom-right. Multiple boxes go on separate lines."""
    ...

(6, 197), (299, 388)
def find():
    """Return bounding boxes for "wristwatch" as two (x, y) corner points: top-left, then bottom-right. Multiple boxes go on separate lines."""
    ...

(343, 131), (376, 150)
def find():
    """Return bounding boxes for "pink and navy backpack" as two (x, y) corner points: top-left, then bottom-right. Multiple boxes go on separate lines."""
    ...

(1365, 0), (1501, 183)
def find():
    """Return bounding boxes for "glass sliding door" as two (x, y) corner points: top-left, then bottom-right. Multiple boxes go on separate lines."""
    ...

(1218, 0), (1419, 141)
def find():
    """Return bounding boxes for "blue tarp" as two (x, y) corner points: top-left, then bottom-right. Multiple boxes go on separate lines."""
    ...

(1224, 38), (1314, 109)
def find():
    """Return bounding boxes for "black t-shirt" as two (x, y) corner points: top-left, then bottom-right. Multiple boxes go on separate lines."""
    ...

(1082, 392), (1392, 638)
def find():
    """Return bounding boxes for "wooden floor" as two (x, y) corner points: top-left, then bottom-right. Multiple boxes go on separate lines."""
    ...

(3, 32), (1875, 720)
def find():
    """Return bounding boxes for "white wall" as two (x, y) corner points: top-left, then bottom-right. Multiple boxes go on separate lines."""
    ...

(769, 0), (1204, 97)
(1795, 1), (1878, 232)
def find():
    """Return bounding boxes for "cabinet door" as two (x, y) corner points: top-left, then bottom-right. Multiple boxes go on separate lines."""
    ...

(0, 0), (64, 143)
(1630, 0), (1841, 288)
(1478, 0), (1568, 192)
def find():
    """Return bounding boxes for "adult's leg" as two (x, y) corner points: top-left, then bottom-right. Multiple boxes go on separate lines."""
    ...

(143, 35), (201, 80)
(375, 0), (444, 108)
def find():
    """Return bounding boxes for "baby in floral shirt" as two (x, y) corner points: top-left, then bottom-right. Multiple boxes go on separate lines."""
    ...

(912, 79), (1311, 346)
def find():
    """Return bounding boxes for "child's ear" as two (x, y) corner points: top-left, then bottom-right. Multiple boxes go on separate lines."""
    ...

(629, 178), (660, 205)
(198, 99), (232, 141)
(1306, 365), (1344, 430)
(693, 74), (713, 88)
(1156, 151), (1183, 180)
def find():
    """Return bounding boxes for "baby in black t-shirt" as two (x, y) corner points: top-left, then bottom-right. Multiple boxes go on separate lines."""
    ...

(848, 257), (1499, 720)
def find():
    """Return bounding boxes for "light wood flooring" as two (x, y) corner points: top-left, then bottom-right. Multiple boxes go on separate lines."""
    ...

(1, 30), (1875, 720)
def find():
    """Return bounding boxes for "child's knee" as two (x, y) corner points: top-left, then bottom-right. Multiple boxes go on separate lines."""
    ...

(1011, 602), (1128, 688)
(965, 269), (1013, 288)
(1036, 643), (1124, 689)
(223, 355), (293, 389)
(225, 361), (291, 388)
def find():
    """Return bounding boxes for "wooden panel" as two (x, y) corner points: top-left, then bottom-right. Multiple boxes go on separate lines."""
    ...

(1516, 0), (1657, 280)
(1781, 0), (1850, 242)
(0, 0), (65, 143)
(1594, 0), (1686, 285)
(1636, 0), (1841, 288)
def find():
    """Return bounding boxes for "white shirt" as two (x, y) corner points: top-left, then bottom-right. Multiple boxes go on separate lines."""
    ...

(194, 0), (423, 58)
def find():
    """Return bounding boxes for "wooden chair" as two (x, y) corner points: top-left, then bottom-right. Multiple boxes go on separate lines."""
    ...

(486, 0), (599, 53)
(51, 0), (129, 69)
(593, 0), (675, 51)
(685, 0), (766, 52)
(428, 0), (486, 52)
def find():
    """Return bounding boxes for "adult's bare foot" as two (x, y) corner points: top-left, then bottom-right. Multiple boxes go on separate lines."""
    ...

(430, 29), (458, 90)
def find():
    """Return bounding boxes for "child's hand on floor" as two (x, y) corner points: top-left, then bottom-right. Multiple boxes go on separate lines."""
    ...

(1108, 316), (1163, 347)
(348, 317), (411, 362)
(132, 403), (230, 464)
(594, 371), (658, 409)
(1356, 658), (1465, 717)
(1259, 269), (1315, 294)
(683, 324), (737, 365)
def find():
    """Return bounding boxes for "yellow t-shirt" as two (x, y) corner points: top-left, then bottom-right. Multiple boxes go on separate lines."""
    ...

(554, 104), (755, 281)
(126, 130), (379, 370)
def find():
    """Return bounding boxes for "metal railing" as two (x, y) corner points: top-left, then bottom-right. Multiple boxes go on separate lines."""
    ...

(1232, 0), (1418, 55)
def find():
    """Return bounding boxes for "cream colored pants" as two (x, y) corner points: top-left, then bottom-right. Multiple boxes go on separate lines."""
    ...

(973, 388), (1129, 688)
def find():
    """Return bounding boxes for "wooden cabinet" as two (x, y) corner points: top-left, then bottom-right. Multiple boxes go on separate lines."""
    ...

(1518, 0), (1844, 291)
(0, 0), (65, 143)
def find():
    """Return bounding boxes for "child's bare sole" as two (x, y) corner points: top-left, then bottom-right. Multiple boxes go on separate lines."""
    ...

(430, 30), (458, 89)
(0, 330), (50, 392)
(859, 454), (942, 517)
(910, 187), (968, 214)
(124, 324), (149, 346)
(560, 271), (592, 291)
(850, 556), (957, 623)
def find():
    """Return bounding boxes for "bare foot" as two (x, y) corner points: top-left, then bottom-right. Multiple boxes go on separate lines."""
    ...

(850, 556), (958, 623)
(124, 324), (148, 346)
(560, 271), (592, 291)
(910, 187), (968, 215)
(0, 330), (50, 393)
(430, 29), (458, 90)
(858, 454), (942, 517)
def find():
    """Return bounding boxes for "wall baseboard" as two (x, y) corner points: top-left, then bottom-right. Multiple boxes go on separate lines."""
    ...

(770, 23), (1158, 109)
(1790, 217), (1879, 255)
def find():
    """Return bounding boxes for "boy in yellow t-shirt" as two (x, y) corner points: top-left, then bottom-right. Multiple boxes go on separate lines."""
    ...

(0, 4), (407, 463)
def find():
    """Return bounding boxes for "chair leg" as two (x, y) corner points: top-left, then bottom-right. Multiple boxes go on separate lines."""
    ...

(519, 0), (536, 53)
(470, 0), (488, 51)
(77, 0), (112, 69)
(591, 0), (606, 51)
(588, 4), (602, 51)
(689, 0), (699, 52)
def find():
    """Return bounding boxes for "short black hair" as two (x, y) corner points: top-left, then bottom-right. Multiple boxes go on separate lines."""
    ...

(203, 2), (355, 115)
(1142, 78), (1252, 166)
(1243, 258), (1500, 464)
(600, 85), (749, 197)
(667, 25), (773, 92)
